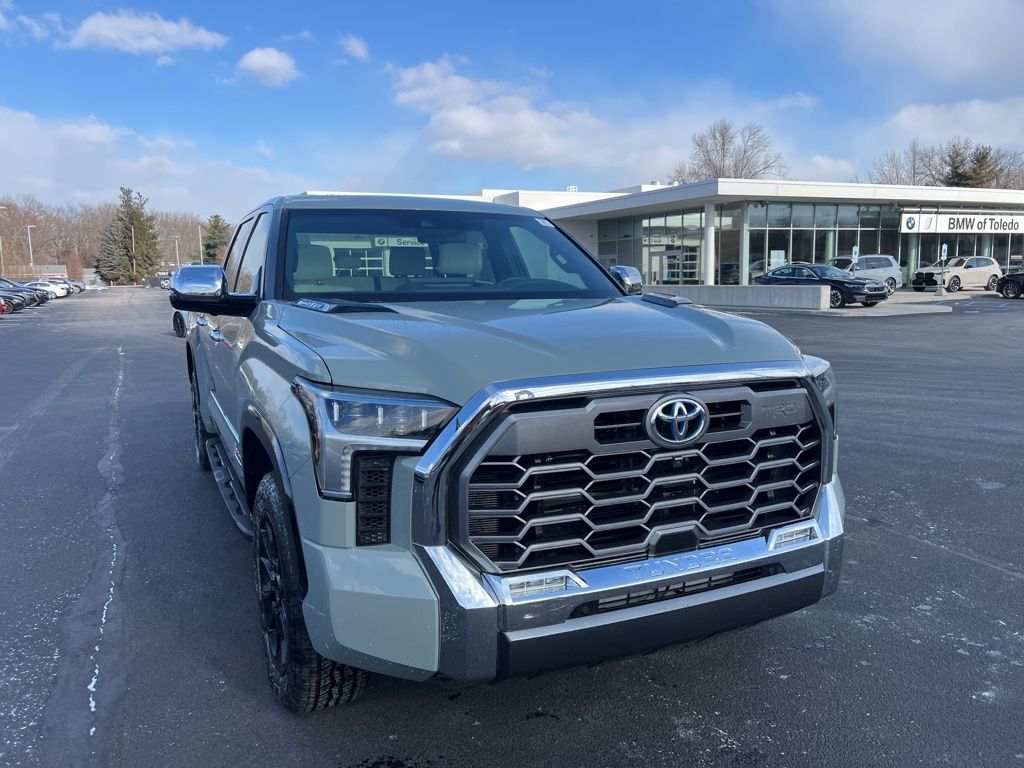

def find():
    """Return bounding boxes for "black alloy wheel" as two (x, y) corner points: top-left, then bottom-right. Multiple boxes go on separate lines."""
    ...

(830, 288), (846, 308)
(1002, 281), (1021, 299)
(191, 368), (212, 470)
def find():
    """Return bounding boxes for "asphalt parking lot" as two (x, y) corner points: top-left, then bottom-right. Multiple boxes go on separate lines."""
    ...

(1, 288), (1022, 768)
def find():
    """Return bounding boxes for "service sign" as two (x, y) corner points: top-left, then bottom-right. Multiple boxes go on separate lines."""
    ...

(901, 213), (1024, 234)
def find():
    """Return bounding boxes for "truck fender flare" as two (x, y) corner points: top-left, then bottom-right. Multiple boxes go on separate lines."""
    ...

(242, 404), (294, 502)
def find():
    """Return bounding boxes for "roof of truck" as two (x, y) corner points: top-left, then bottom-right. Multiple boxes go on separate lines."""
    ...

(265, 192), (538, 216)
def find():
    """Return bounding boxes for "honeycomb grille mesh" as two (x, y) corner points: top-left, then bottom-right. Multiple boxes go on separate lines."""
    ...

(464, 397), (822, 573)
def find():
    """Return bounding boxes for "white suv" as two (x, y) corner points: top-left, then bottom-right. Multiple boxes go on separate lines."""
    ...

(829, 254), (903, 293)
(911, 256), (1002, 293)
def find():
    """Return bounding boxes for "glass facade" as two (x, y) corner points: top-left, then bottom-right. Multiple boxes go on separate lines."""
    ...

(593, 200), (1024, 285)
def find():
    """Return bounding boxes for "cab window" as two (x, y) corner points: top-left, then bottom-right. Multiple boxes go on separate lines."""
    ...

(223, 218), (255, 289)
(235, 214), (270, 294)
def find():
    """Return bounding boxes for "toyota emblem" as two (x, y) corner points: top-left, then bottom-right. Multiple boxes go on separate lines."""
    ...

(646, 396), (709, 447)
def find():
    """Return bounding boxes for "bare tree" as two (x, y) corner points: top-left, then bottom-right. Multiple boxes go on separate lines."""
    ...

(867, 139), (937, 185)
(674, 120), (788, 182)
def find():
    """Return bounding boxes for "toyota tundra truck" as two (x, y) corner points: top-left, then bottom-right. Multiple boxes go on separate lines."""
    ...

(170, 194), (844, 712)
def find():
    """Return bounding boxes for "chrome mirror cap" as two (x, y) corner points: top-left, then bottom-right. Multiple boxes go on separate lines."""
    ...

(609, 265), (643, 295)
(170, 265), (227, 299)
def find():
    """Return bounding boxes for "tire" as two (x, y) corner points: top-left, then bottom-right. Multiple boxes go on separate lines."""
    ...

(985, 275), (999, 292)
(885, 277), (897, 294)
(829, 288), (846, 308)
(948, 276), (961, 292)
(252, 473), (367, 712)
(913, 286), (925, 292)
(1002, 282), (1021, 299)
(173, 311), (186, 338)
(190, 367), (212, 471)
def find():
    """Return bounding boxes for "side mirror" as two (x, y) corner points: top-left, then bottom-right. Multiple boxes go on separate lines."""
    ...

(609, 265), (643, 295)
(169, 265), (258, 316)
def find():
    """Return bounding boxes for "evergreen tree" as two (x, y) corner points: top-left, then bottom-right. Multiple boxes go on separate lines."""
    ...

(95, 187), (160, 284)
(202, 214), (232, 263)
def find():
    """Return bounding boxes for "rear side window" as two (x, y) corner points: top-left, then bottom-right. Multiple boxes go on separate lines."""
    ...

(235, 214), (270, 294)
(223, 218), (255, 289)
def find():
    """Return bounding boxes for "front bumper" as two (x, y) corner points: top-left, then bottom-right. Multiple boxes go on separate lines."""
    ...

(417, 476), (845, 682)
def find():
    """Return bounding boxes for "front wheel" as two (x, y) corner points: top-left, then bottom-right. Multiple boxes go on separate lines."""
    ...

(172, 311), (186, 338)
(191, 368), (212, 471)
(885, 277), (897, 294)
(948, 276), (961, 292)
(1002, 282), (1021, 299)
(986, 275), (999, 292)
(829, 288), (846, 308)
(252, 473), (367, 712)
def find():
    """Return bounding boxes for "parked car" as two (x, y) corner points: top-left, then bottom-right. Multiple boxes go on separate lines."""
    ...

(0, 291), (27, 312)
(911, 256), (1002, 292)
(755, 263), (888, 307)
(25, 280), (69, 297)
(170, 193), (844, 711)
(0, 278), (47, 305)
(996, 269), (1024, 299)
(829, 254), (903, 293)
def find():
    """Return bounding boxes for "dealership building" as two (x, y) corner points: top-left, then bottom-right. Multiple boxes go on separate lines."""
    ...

(476, 179), (1024, 285)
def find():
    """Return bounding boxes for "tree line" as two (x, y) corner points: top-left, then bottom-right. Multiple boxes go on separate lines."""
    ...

(668, 119), (1024, 191)
(0, 188), (233, 284)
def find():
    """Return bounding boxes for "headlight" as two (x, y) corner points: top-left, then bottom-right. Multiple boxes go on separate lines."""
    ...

(292, 377), (457, 499)
(802, 355), (836, 404)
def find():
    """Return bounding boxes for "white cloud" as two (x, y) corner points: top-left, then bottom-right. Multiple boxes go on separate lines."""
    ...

(772, 0), (1024, 85)
(154, 55), (174, 67)
(255, 140), (274, 159)
(15, 14), (47, 40)
(392, 56), (505, 111)
(340, 34), (369, 62)
(66, 10), (226, 54)
(775, 92), (817, 110)
(237, 47), (299, 87)
(0, 105), (314, 218)
(790, 155), (857, 182)
(883, 97), (1024, 148)
(280, 30), (313, 42)
(389, 56), (842, 184)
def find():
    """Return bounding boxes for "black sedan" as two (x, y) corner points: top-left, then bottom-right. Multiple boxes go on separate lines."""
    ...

(0, 278), (47, 305)
(754, 263), (889, 308)
(0, 290), (28, 313)
(996, 270), (1024, 299)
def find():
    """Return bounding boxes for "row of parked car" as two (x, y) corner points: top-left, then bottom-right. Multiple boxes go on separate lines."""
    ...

(0, 277), (86, 315)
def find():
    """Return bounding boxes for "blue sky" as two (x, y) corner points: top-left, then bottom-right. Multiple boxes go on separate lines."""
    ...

(2, 0), (1023, 217)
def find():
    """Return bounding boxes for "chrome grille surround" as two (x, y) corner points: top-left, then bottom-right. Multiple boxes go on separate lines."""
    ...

(455, 382), (823, 573)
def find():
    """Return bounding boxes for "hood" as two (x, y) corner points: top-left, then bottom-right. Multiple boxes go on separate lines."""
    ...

(276, 296), (802, 405)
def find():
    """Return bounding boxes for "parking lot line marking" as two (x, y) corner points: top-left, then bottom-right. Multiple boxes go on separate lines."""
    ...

(847, 513), (1024, 582)
(998, 302), (1009, 308)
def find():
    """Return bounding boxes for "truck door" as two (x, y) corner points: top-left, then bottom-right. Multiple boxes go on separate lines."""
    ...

(209, 211), (272, 474)
(201, 216), (255, 458)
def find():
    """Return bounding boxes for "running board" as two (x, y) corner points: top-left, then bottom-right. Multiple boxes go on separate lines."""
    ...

(206, 438), (253, 539)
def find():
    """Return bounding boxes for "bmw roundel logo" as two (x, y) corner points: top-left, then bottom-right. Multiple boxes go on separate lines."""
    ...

(646, 396), (709, 447)
(906, 216), (916, 230)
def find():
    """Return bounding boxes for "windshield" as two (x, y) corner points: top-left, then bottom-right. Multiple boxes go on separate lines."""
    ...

(928, 258), (965, 268)
(282, 209), (619, 302)
(809, 265), (853, 279)
(829, 258), (853, 270)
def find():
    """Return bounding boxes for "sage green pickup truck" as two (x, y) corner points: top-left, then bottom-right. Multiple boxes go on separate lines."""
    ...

(170, 193), (844, 711)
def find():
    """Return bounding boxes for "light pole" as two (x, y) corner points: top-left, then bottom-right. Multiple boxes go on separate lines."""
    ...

(130, 225), (137, 284)
(173, 236), (181, 269)
(0, 206), (6, 278)
(198, 224), (204, 265)
(26, 224), (36, 274)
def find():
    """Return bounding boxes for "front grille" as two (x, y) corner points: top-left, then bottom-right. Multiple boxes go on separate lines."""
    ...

(461, 383), (824, 573)
(569, 564), (783, 617)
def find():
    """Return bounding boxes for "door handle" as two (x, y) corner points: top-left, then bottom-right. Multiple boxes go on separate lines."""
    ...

(209, 329), (225, 343)
(196, 315), (208, 326)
